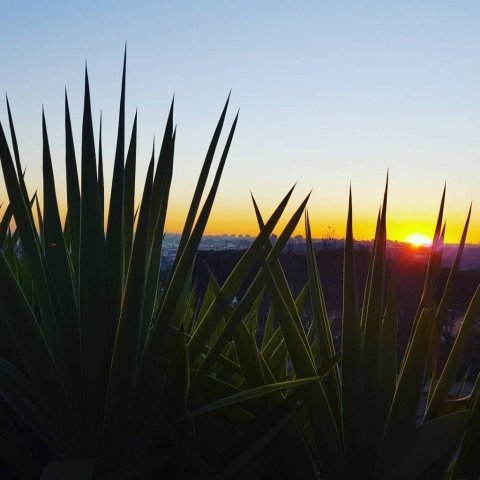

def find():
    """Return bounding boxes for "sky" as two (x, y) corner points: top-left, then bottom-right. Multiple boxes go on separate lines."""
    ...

(0, 1), (479, 243)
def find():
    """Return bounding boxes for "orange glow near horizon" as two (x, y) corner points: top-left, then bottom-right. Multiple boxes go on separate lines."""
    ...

(7, 199), (471, 245)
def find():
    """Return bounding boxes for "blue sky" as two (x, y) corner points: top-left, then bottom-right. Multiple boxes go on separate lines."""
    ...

(1, 1), (479, 240)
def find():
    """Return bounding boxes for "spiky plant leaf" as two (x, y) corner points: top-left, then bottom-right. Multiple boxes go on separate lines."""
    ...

(6, 96), (31, 214)
(251, 193), (312, 359)
(40, 459), (97, 480)
(0, 203), (12, 247)
(375, 275), (398, 460)
(427, 206), (471, 376)
(106, 49), (126, 326)
(42, 111), (81, 395)
(0, 114), (74, 414)
(98, 113), (104, 215)
(259, 249), (347, 479)
(64, 91), (81, 284)
(79, 67), (111, 453)
(341, 187), (368, 478)
(376, 307), (435, 472)
(123, 112), (137, 277)
(166, 94), (230, 284)
(424, 284), (480, 423)
(0, 249), (81, 454)
(103, 155), (154, 467)
(454, 365), (471, 400)
(189, 190), (309, 387)
(146, 112), (239, 373)
(261, 305), (275, 351)
(374, 411), (471, 480)
(305, 212), (341, 427)
(0, 402), (42, 480)
(363, 177), (388, 469)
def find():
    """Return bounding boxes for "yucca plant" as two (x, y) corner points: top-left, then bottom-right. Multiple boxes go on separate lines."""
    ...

(0, 53), (335, 479)
(1, 51), (480, 480)
(258, 181), (480, 480)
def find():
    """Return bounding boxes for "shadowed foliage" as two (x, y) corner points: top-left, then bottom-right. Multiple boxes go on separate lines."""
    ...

(0, 55), (479, 479)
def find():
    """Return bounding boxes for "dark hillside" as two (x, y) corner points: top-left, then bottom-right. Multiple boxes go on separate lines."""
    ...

(182, 246), (480, 378)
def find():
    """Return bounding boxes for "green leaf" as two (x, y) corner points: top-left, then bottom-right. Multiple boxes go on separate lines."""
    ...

(251, 194), (312, 361)
(454, 365), (471, 400)
(6, 96), (31, 216)
(262, 324), (283, 361)
(441, 396), (470, 416)
(40, 459), (97, 480)
(189, 267), (264, 389)
(374, 411), (471, 480)
(452, 379), (480, 478)
(0, 110), (75, 425)
(216, 408), (297, 480)
(427, 206), (471, 381)
(377, 307), (435, 472)
(79, 67), (111, 453)
(98, 113), (104, 215)
(410, 186), (446, 338)
(232, 288), (266, 389)
(375, 275), (398, 459)
(0, 249), (81, 454)
(0, 203), (12, 247)
(259, 249), (347, 479)
(64, 90), (81, 287)
(188, 377), (324, 418)
(140, 115), (242, 398)
(147, 101), (173, 251)
(139, 109), (175, 357)
(361, 208), (380, 332)
(0, 357), (39, 404)
(424, 287), (480, 422)
(139, 141), (159, 354)
(160, 327), (193, 439)
(102, 450), (171, 479)
(103, 155), (154, 466)
(305, 212), (341, 427)
(123, 112), (137, 279)
(145, 113), (239, 377)
(0, 305), (12, 359)
(268, 338), (288, 383)
(0, 402), (42, 480)
(342, 187), (368, 477)
(140, 399), (215, 479)
(4, 229), (19, 282)
(261, 304), (275, 351)
(0, 377), (64, 456)
(170, 94), (230, 276)
(424, 284), (480, 423)
(42, 111), (81, 397)
(427, 356), (437, 409)
(106, 48), (127, 326)
(189, 191), (309, 387)
(363, 176), (388, 466)
(34, 193), (44, 248)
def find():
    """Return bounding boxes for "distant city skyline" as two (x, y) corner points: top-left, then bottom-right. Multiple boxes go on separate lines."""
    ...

(160, 232), (480, 272)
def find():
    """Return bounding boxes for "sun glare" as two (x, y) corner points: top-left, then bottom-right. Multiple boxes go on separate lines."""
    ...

(405, 233), (433, 247)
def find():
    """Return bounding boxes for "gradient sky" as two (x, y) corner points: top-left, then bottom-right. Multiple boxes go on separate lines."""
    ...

(1, 1), (479, 243)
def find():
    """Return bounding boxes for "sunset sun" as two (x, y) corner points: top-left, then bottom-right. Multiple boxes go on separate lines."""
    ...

(405, 233), (433, 247)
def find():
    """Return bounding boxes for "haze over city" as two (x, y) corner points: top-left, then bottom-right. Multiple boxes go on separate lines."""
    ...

(1, 1), (479, 243)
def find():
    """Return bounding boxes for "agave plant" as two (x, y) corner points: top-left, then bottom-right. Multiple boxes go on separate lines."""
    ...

(1, 51), (480, 480)
(259, 182), (480, 480)
(0, 53), (335, 479)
